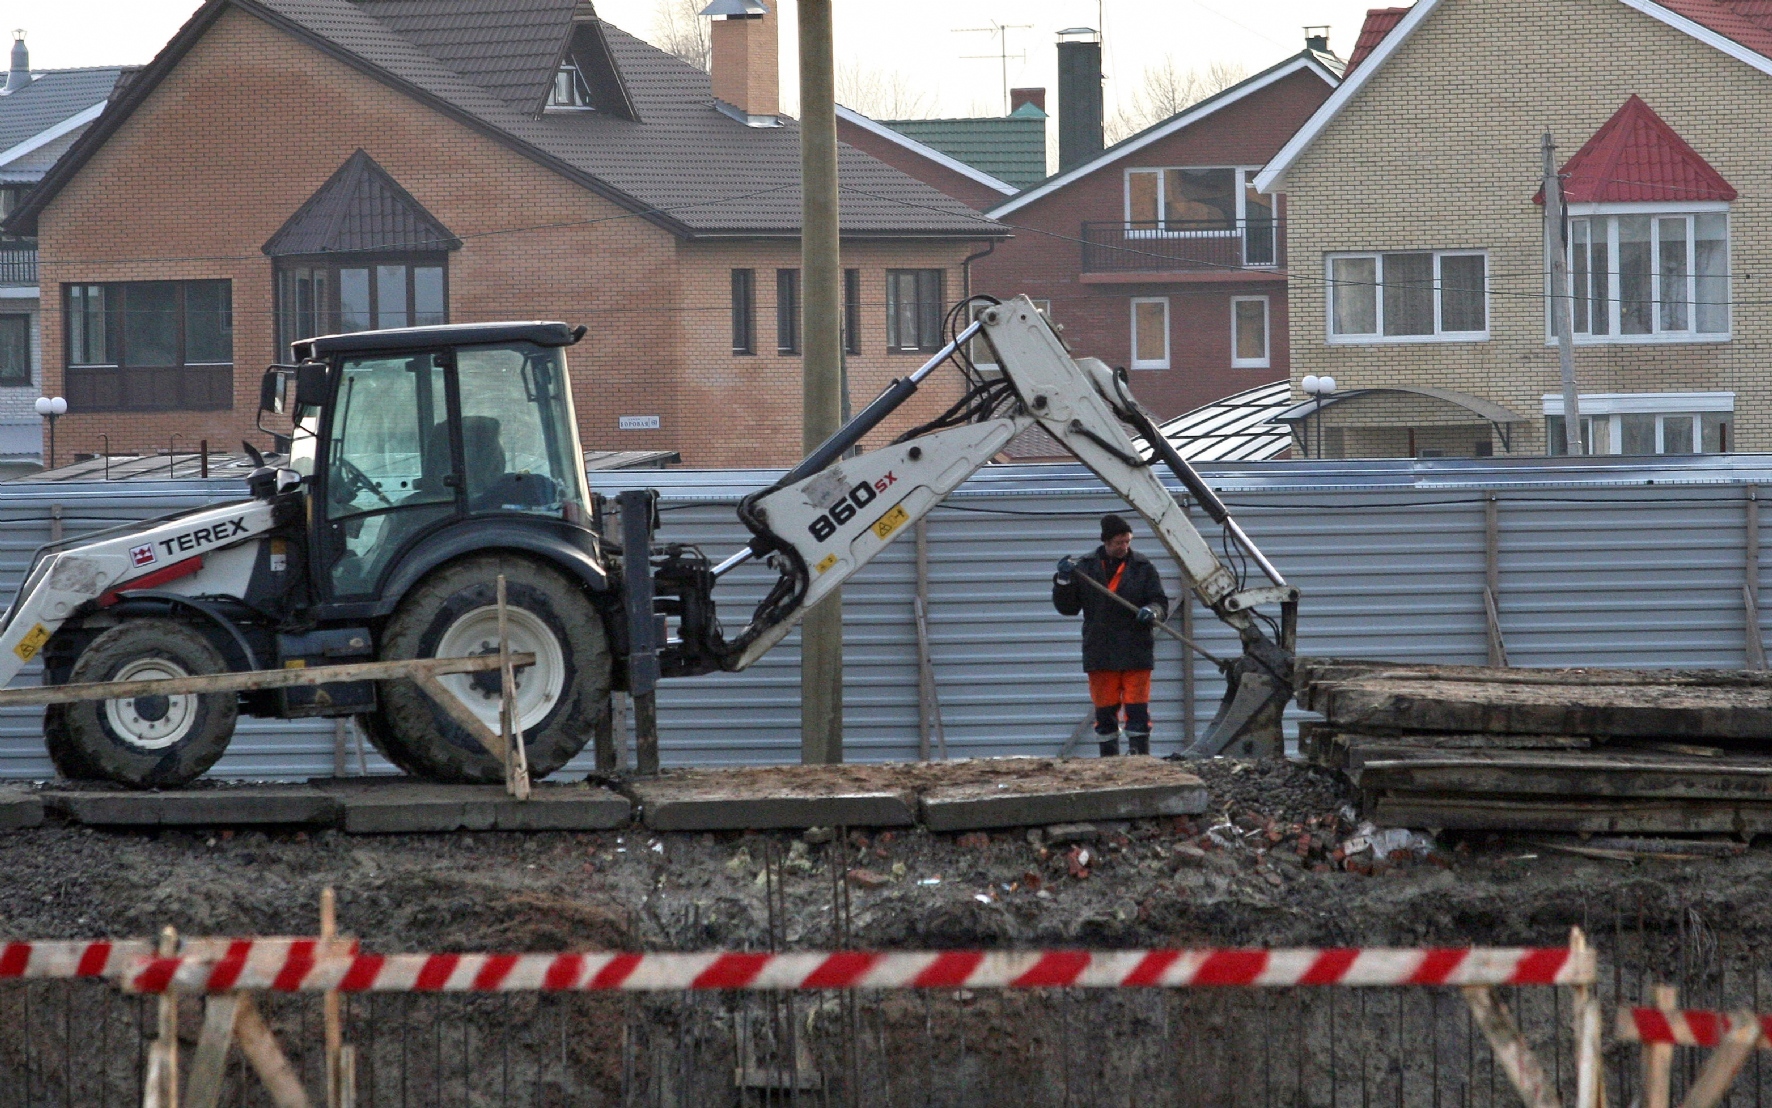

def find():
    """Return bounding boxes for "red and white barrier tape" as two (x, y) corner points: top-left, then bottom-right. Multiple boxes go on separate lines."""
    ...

(1, 938), (359, 983)
(1618, 1008), (1772, 1049)
(114, 945), (1590, 995)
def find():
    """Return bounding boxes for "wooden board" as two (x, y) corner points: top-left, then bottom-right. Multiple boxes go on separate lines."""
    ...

(1299, 725), (1589, 770)
(1372, 793), (1772, 835)
(1356, 748), (1772, 801)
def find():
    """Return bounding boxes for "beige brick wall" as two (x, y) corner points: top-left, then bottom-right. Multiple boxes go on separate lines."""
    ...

(36, 6), (974, 469)
(1279, 0), (1772, 454)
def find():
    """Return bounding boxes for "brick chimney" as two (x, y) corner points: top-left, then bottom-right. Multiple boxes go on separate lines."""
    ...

(1010, 87), (1045, 115)
(702, 0), (779, 127)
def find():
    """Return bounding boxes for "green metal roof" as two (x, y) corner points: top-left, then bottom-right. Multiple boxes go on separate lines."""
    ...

(880, 109), (1048, 190)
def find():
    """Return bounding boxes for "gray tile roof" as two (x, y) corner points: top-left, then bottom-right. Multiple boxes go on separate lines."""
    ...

(263, 147), (461, 254)
(248, 0), (1000, 238)
(0, 67), (125, 161)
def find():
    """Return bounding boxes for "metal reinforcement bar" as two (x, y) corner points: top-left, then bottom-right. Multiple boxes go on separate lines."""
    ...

(112, 944), (1595, 995)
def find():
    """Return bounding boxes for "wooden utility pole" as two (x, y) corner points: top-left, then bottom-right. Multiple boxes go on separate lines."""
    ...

(799, 0), (843, 763)
(1544, 131), (1582, 456)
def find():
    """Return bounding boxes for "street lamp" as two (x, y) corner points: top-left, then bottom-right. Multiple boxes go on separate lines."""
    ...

(1301, 375), (1335, 459)
(33, 395), (66, 471)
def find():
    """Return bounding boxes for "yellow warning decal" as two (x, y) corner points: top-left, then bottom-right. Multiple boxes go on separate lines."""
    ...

(815, 553), (839, 575)
(871, 504), (911, 542)
(13, 623), (49, 663)
(284, 659), (307, 669)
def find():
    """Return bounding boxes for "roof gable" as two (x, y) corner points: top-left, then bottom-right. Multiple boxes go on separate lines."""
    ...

(1546, 94), (1736, 203)
(1344, 8), (1408, 74)
(357, 0), (578, 111)
(990, 51), (1340, 218)
(262, 147), (461, 254)
(0, 68), (126, 164)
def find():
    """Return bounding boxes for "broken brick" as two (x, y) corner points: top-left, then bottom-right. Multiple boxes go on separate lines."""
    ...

(847, 868), (890, 889)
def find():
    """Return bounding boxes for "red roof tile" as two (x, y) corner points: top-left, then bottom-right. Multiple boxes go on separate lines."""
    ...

(1540, 94), (1736, 204)
(1344, 7), (1409, 74)
(1652, 0), (1772, 63)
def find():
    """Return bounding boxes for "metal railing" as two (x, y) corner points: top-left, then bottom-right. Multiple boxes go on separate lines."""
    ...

(0, 242), (36, 286)
(1080, 218), (1284, 273)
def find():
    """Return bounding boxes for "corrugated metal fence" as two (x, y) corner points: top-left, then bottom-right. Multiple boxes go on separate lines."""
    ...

(3, 455), (1769, 780)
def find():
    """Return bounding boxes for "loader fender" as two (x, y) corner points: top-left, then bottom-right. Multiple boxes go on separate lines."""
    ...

(371, 519), (607, 618)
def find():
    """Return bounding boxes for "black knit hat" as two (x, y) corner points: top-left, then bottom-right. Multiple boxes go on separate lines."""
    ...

(1100, 513), (1132, 541)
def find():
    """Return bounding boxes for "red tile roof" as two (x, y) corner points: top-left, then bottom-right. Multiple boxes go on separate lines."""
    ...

(1344, 7), (1409, 74)
(1653, 0), (1772, 62)
(1540, 94), (1736, 204)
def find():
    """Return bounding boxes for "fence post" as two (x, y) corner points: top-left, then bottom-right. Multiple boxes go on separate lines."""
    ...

(1485, 491), (1509, 667)
(1181, 499), (1197, 745)
(1747, 485), (1765, 671)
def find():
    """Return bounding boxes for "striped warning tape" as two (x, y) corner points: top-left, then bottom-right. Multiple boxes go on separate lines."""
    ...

(114, 945), (1592, 995)
(1, 938), (359, 982)
(1617, 1008), (1772, 1049)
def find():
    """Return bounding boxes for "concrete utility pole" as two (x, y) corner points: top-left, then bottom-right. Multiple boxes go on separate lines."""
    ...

(1543, 131), (1582, 456)
(799, 0), (843, 763)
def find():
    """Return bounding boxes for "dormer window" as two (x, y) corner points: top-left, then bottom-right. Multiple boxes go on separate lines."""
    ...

(549, 60), (593, 109)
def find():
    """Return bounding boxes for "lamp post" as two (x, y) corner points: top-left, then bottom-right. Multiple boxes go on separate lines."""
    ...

(34, 395), (65, 471)
(1301, 375), (1335, 459)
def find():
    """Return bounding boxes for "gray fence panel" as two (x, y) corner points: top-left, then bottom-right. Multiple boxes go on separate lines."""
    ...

(4, 459), (1772, 779)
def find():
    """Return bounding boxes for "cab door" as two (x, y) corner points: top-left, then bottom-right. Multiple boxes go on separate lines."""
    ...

(317, 351), (461, 599)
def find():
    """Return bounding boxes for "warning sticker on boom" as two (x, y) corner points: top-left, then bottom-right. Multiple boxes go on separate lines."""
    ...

(870, 504), (910, 542)
(13, 623), (49, 663)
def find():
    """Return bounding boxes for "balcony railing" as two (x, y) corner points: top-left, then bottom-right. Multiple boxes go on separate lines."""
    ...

(0, 242), (37, 285)
(1080, 218), (1285, 274)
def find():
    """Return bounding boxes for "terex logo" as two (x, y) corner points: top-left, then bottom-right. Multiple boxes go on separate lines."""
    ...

(157, 518), (249, 557)
(128, 543), (157, 568)
(806, 471), (897, 542)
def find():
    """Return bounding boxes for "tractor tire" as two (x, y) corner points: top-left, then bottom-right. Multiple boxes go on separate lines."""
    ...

(58, 619), (238, 788)
(367, 555), (611, 784)
(42, 704), (101, 781)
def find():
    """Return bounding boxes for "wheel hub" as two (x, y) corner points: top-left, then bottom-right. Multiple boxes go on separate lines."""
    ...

(434, 605), (565, 735)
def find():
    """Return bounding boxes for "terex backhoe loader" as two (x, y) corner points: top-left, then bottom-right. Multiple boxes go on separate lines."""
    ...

(0, 298), (1297, 787)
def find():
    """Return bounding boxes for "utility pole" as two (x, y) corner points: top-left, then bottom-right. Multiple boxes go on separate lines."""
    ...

(1543, 131), (1582, 456)
(799, 0), (844, 764)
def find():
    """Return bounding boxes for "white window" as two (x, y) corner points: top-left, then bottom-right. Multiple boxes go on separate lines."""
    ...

(1567, 208), (1728, 342)
(1230, 296), (1269, 368)
(1130, 297), (1169, 369)
(1543, 392), (1733, 455)
(1328, 251), (1488, 342)
(549, 61), (593, 109)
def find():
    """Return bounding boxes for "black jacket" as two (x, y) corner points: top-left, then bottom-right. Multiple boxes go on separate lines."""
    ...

(1052, 547), (1169, 672)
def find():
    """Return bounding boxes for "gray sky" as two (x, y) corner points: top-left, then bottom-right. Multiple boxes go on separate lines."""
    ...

(6, 0), (1379, 121)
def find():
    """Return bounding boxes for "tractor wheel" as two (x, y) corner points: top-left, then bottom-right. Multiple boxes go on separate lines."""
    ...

(42, 704), (102, 781)
(368, 555), (611, 784)
(58, 619), (238, 788)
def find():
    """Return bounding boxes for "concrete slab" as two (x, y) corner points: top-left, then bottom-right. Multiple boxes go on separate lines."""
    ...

(0, 788), (43, 830)
(317, 781), (631, 833)
(42, 787), (338, 827)
(625, 767), (917, 831)
(916, 757), (1209, 832)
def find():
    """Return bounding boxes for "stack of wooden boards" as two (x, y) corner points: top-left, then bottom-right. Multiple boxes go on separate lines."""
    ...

(1297, 660), (1772, 834)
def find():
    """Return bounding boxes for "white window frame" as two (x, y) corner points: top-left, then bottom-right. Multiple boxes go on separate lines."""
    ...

(1130, 297), (1170, 370)
(1123, 166), (1267, 236)
(1561, 202), (1730, 345)
(1229, 295), (1270, 368)
(1326, 250), (1490, 343)
(1541, 391), (1734, 455)
(547, 60), (595, 111)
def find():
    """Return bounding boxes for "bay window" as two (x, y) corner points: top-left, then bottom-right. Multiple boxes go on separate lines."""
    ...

(1328, 251), (1488, 341)
(276, 255), (447, 359)
(1568, 209), (1727, 341)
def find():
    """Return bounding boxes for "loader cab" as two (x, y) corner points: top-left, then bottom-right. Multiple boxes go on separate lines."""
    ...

(266, 321), (596, 607)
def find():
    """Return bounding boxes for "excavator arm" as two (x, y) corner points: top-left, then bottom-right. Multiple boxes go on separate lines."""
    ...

(696, 296), (1297, 756)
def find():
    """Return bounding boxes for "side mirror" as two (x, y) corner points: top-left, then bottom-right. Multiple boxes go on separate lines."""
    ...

(259, 368), (290, 414)
(294, 362), (331, 409)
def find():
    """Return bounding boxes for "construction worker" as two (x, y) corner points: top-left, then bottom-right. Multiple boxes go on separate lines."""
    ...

(1052, 513), (1169, 756)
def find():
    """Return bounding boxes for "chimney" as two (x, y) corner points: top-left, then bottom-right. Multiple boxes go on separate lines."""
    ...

(1303, 25), (1330, 54)
(1056, 28), (1102, 171)
(701, 0), (779, 127)
(4, 31), (28, 95)
(1010, 87), (1046, 115)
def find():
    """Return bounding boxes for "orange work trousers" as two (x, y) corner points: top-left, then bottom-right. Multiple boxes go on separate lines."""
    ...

(1087, 669), (1152, 708)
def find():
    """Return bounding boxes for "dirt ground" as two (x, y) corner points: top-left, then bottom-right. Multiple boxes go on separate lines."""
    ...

(5, 757), (1771, 954)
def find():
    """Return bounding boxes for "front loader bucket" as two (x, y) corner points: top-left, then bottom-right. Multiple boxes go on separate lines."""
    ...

(1186, 651), (1291, 759)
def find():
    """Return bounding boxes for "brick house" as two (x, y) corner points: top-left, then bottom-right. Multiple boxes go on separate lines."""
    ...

(0, 35), (125, 472)
(1258, 0), (1772, 458)
(6, 0), (1004, 469)
(969, 39), (1342, 425)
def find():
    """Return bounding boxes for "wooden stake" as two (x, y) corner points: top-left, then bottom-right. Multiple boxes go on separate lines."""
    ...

(1678, 1009), (1763, 1108)
(497, 575), (531, 800)
(1463, 984), (1564, 1108)
(183, 995), (243, 1108)
(321, 888), (343, 1108)
(234, 995), (312, 1108)
(1570, 928), (1605, 1108)
(143, 926), (180, 1108)
(1646, 985), (1678, 1108)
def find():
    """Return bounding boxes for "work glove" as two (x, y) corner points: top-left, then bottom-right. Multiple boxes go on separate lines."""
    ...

(1136, 606), (1158, 625)
(1055, 555), (1077, 584)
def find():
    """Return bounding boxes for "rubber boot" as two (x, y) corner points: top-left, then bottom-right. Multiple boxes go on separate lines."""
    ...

(1097, 730), (1123, 757)
(1126, 731), (1150, 756)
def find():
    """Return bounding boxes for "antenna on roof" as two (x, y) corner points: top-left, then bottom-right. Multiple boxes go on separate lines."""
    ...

(954, 21), (1034, 114)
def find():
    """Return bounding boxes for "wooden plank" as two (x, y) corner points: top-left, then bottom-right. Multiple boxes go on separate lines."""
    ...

(235, 995), (313, 1108)
(1373, 793), (1772, 835)
(1677, 1009), (1763, 1108)
(184, 995), (243, 1108)
(1358, 748), (1772, 801)
(412, 671), (507, 762)
(1316, 676), (1772, 740)
(1462, 985), (1564, 1108)
(1647, 986), (1677, 1108)
(0, 653), (534, 708)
